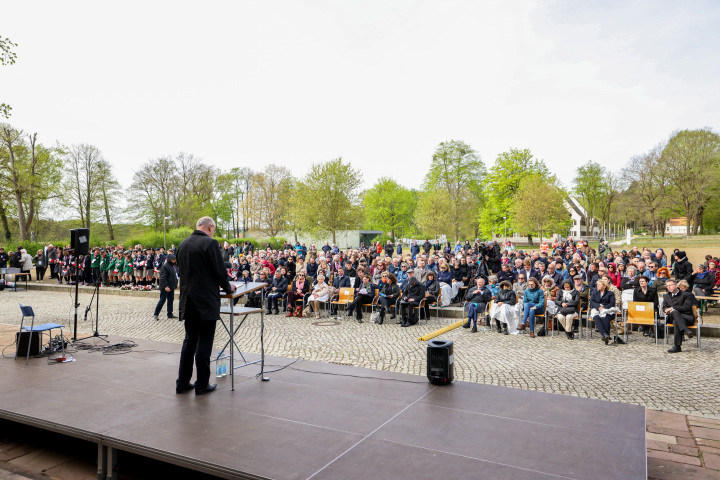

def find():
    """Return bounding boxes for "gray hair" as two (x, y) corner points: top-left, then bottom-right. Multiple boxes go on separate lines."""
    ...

(196, 216), (215, 229)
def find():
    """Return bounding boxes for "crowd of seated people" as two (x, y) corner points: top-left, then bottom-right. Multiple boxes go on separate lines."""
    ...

(225, 237), (718, 354)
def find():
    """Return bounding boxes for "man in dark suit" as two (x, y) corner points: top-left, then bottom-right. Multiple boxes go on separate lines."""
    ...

(663, 279), (695, 354)
(154, 253), (178, 320)
(176, 217), (235, 395)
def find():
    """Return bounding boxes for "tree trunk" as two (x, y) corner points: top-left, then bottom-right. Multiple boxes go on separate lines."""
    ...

(0, 198), (10, 241)
(101, 185), (114, 240)
(527, 234), (533, 245)
(686, 214), (692, 237)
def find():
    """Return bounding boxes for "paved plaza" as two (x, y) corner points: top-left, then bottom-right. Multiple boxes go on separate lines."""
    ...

(2, 288), (719, 421)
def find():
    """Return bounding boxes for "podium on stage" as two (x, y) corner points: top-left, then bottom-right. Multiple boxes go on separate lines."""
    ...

(218, 281), (268, 390)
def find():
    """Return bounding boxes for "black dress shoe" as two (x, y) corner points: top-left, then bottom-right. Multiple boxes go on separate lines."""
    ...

(686, 330), (695, 339)
(401, 321), (409, 327)
(390, 314), (396, 320)
(195, 383), (218, 395)
(603, 335), (609, 345)
(470, 326), (477, 333)
(167, 314), (177, 319)
(175, 382), (195, 394)
(462, 322), (470, 328)
(503, 328), (509, 335)
(667, 345), (682, 353)
(273, 309), (279, 315)
(357, 318), (363, 323)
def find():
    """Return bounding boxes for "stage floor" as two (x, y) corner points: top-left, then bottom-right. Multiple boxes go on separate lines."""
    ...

(0, 334), (647, 480)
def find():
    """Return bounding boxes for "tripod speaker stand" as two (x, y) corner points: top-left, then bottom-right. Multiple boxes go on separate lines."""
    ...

(76, 280), (108, 343)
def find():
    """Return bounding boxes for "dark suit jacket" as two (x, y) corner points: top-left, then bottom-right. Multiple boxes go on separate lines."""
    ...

(177, 230), (232, 321)
(159, 261), (178, 291)
(332, 275), (351, 290)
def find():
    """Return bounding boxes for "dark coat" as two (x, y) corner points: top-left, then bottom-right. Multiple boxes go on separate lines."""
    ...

(673, 256), (693, 281)
(690, 272), (715, 296)
(384, 244), (394, 257)
(495, 288), (517, 305)
(268, 275), (288, 295)
(177, 230), (233, 322)
(621, 276), (640, 291)
(633, 286), (658, 311)
(589, 290), (615, 310)
(464, 285), (492, 306)
(663, 289), (695, 322)
(159, 257), (178, 291)
(555, 289), (580, 315)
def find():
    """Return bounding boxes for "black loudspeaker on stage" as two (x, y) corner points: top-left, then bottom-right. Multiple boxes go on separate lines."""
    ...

(16, 331), (41, 357)
(70, 228), (90, 255)
(427, 339), (454, 385)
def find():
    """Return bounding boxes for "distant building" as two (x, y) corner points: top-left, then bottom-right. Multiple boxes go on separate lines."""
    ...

(564, 197), (600, 239)
(665, 218), (692, 235)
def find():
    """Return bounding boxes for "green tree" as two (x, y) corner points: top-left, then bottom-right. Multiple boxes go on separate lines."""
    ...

(96, 159), (121, 240)
(297, 157), (362, 244)
(572, 161), (606, 237)
(661, 128), (720, 235)
(510, 175), (571, 243)
(363, 177), (415, 239)
(0, 125), (62, 240)
(481, 148), (550, 238)
(62, 143), (105, 230)
(416, 140), (485, 240)
(0, 36), (18, 119)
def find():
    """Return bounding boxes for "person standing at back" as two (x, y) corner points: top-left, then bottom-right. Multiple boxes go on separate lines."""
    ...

(176, 217), (236, 395)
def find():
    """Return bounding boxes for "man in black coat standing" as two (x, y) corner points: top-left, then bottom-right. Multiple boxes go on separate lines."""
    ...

(154, 254), (178, 320)
(176, 217), (235, 395)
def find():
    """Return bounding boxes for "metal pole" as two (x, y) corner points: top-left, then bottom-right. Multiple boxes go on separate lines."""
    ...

(163, 217), (167, 250)
(503, 217), (507, 238)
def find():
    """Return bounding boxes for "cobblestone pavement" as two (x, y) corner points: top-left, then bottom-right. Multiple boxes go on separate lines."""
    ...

(2, 289), (719, 420)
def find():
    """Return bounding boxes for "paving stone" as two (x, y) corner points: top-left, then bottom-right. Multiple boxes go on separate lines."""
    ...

(691, 416), (720, 426)
(701, 446), (720, 456)
(699, 439), (720, 449)
(647, 449), (702, 466)
(649, 425), (694, 438)
(648, 410), (691, 430)
(648, 432), (679, 444)
(677, 436), (699, 447)
(705, 453), (720, 471)
(647, 439), (670, 451)
(671, 444), (700, 456)
(694, 428), (720, 442)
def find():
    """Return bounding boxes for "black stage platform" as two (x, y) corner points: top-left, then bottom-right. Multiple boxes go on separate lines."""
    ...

(0, 335), (647, 480)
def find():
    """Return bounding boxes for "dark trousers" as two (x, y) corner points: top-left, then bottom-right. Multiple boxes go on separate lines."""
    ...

(177, 319), (217, 390)
(400, 301), (420, 321)
(379, 296), (396, 316)
(267, 293), (281, 311)
(668, 310), (695, 346)
(35, 266), (46, 281)
(154, 289), (175, 315)
(593, 314), (612, 337)
(348, 294), (373, 319)
(424, 295), (437, 319)
(21, 269), (31, 281)
(92, 267), (100, 284)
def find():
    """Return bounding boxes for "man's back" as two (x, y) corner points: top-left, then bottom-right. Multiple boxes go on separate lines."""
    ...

(178, 231), (231, 321)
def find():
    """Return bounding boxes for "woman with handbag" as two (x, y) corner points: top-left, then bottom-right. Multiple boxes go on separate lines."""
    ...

(555, 281), (580, 339)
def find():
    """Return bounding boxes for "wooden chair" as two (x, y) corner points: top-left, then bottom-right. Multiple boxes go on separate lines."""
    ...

(624, 301), (657, 345)
(330, 287), (354, 317)
(664, 305), (701, 348)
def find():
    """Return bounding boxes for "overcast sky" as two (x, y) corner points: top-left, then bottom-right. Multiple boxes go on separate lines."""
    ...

(3, 0), (719, 192)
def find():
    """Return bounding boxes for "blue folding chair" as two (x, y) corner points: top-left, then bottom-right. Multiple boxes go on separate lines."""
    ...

(17, 304), (65, 365)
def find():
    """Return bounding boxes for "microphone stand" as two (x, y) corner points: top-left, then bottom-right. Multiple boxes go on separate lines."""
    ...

(76, 280), (109, 342)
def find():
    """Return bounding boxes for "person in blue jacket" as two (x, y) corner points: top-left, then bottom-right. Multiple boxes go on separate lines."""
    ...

(518, 277), (545, 337)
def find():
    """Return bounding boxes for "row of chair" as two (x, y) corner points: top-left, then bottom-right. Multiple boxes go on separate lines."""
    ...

(463, 297), (702, 348)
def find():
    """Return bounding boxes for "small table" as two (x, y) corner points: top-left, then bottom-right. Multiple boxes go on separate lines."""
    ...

(219, 282), (268, 391)
(0, 268), (27, 292)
